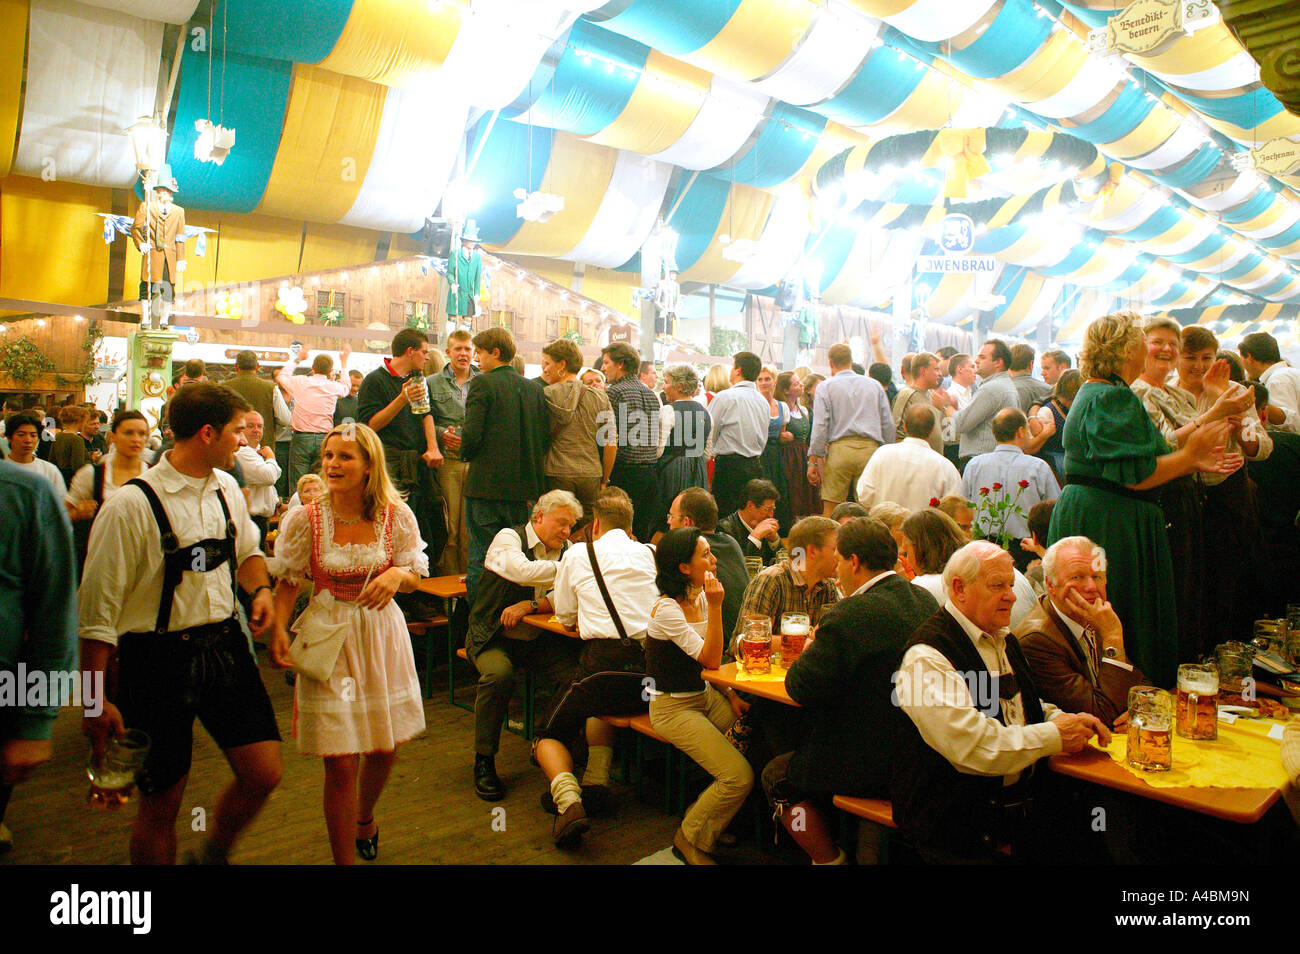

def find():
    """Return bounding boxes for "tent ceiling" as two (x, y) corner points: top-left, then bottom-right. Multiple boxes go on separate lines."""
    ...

(2, 0), (1299, 343)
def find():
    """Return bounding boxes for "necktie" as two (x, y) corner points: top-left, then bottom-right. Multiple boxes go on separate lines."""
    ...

(1081, 624), (1101, 683)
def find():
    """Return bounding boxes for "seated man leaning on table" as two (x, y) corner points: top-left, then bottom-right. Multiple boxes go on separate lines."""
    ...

(466, 490), (585, 802)
(717, 478), (787, 569)
(533, 487), (658, 850)
(1014, 536), (1147, 725)
(892, 541), (1111, 864)
(762, 516), (939, 864)
(731, 515), (842, 765)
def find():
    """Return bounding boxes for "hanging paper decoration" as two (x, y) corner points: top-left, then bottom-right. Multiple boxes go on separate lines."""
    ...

(96, 214), (215, 255)
(275, 282), (308, 323)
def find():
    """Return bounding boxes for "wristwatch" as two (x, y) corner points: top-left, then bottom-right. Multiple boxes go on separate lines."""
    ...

(530, 599), (539, 612)
(1102, 645), (1119, 659)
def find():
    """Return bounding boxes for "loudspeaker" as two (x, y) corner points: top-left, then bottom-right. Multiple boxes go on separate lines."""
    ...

(420, 219), (453, 258)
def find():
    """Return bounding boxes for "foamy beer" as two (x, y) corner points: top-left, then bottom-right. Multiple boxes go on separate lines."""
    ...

(739, 617), (773, 675)
(87, 729), (150, 810)
(779, 613), (810, 668)
(1125, 686), (1173, 772)
(1176, 663), (1219, 740)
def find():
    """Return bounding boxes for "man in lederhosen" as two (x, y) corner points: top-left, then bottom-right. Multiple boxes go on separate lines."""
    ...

(80, 384), (282, 865)
(130, 164), (187, 330)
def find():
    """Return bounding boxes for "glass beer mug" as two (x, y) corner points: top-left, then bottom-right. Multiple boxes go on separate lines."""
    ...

(1215, 641), (1253, 693)
(87, 729), (151, 810)
(778, 613), (810, 669)
(1176, 663), (1219, 741)
(1126, 687), (1173, 772)
(738, 617), (773, 675)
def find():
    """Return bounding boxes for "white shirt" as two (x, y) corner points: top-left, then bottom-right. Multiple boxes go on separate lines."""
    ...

(234, 445), (282, 517)
(6, 456), (65, 496)
(941, 381), (974, 443)
(484, 522), (564, 602)
(896, 601), (1061, 783)
(848, 570), (896, 597)
(553, 529), (658, 640)
(65, 457), (149, 506)
(707, 381), (769, 458)
(79, 453), (263, 645)
(1261, 362), (1300, 430)
(646, 593), (709, 697)
(856, 437), (961, 511)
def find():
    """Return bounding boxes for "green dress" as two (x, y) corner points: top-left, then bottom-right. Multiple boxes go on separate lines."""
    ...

(1047, 380), (1178, 687)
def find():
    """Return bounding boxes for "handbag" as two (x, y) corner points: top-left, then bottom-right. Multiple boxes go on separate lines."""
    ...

(288, 565), (374, 681)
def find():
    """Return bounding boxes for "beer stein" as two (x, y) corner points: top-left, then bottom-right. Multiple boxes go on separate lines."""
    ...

(1176, 663), (1219, 741)
(738, 617), (772, 675)
(778, 613), (810, 668)
(1125, 687), (1172, 772)
(1253, 619), (1285, 655)
(743, 556), (763, 579)
(1215, 641), (1254, 692)
(87, 729), (151, 810)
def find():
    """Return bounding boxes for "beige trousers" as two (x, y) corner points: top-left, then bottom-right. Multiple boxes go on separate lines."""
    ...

(649, 686), (754, 852)
(438, 459), (469, 575)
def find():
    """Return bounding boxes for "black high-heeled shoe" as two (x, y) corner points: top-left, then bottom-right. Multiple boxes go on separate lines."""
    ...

(355, 819), (379, 861)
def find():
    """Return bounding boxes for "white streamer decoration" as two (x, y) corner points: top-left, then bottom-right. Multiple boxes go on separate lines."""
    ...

(882, 0), (998, 43)
(1138, 50), (1261, 93)
(562, 150), (672, 267)
(340, 83), (469, 232)
(71, 0), (198, 23)
(749, 6), (879, 107)
(438, 0), (593, 110)
(728, 191), (812, 289)
(1121, 124), (1202, 170)
(648, 76), (769, 170)
(14, 0), (163, 187)
(1022, 57), (1119, 120)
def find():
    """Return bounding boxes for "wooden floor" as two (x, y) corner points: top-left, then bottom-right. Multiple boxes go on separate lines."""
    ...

(1, 650), (683, 865)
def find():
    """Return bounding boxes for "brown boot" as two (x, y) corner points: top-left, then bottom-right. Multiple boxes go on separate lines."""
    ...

(672, 828), (717, 865)
(553, 802), (589, 849)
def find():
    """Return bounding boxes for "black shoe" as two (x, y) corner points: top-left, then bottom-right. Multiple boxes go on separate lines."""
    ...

(540, 784), (614, 818)
(474, 755), (505, 802)
(355, 819), (379, 861)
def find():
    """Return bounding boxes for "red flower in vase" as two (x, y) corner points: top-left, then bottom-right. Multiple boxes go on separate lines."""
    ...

(1018, 479), (1030, 489)
(979, 487), (990, 496)
(991, 482), (1002, 491)
(928, 497), (940, 507)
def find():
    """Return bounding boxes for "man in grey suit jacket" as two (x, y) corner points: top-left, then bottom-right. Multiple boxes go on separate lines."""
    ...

(951, 339), (1019, 468)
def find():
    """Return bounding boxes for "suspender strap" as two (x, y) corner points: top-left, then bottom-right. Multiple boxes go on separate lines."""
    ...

(93, 461), (106, 506)
(128, 478), (240, 634)
(585, 539), (632, 648)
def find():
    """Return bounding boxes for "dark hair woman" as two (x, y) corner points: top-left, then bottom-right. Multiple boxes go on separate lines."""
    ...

(645, 528), (751, 865)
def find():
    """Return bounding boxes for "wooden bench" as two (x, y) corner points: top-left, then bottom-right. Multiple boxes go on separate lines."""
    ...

(831, 795), (896, 828)
(406, 615), (449, 699)
(595, 712), (682, 813)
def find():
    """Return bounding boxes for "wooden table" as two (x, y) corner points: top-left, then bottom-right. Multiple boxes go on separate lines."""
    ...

(416, 574), (467, 599)
(1047, 745), (1282, 824)
(522, 613), (577, 636)
(701, 662), (797, 707)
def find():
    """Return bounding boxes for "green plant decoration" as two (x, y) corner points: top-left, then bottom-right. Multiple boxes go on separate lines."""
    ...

(0, 334), (55, 386)
(971, 479), (1030, 552)
(319, 307), (343, 327)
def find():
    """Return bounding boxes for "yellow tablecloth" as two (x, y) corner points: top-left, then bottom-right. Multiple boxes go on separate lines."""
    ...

(1098, 717), (1292, 790)
(734, 662), (789, 684)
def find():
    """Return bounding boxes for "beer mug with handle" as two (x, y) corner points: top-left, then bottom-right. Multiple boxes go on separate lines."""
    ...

(1126, 687), (1172, 772)
(1176, 663), (1218, 741)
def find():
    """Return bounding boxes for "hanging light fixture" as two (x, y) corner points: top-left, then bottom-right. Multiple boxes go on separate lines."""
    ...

(125, 115), (167, 175)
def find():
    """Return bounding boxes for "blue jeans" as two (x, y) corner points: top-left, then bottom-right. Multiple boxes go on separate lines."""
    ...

(288, 431), (325, 492)
(465, 497), (530, 604)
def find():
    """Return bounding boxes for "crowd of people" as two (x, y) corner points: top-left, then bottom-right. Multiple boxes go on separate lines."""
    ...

(2, 311), (1299, 866)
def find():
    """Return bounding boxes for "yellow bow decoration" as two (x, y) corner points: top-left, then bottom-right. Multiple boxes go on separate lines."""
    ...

(934, 129), (990, 199)
(1084, 163), (1125, 222)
